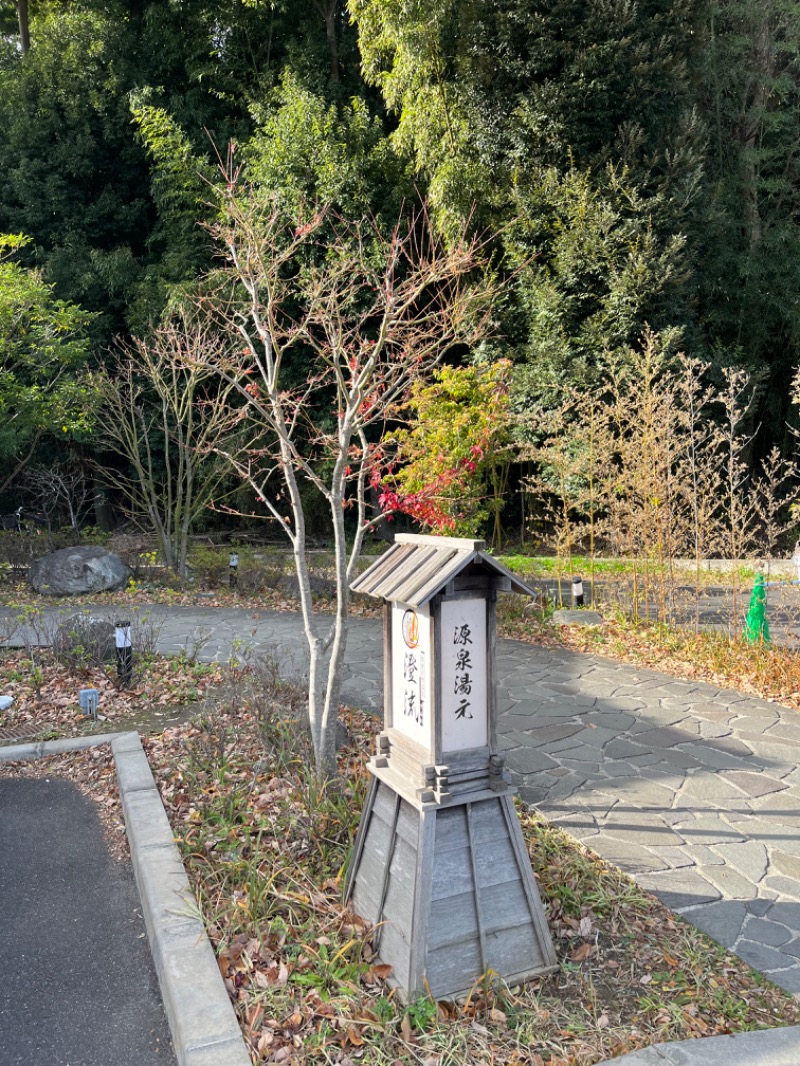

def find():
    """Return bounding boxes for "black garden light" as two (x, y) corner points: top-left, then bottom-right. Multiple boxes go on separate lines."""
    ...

(115, 620), (132, 686)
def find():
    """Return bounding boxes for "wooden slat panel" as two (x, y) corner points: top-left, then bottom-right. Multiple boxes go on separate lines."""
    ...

(425, 938), (483, 999)
(470, 798), (507, 842)
(499, 794), (557, 968)
(378, 921), (411, 989)
(382, 871), (414, 931)
(434, 806), (468, 852)
(409, 808), (436, 995)
(379, 547), (439, 602)
(409, 550), (474, 607)
(430, 845), (473, 900)
(391, 547), (455, 605)
(395, 799), (420, 849)
(345, 773), (378, 903)
(386, 836), (417, 901)
(473, 834), (518, 888)
(362, 812), (393, 867)
(442, 749), (492, 773)
(373, 782), (399, 825)
(350, 544), (413, 595)
(484, 924), (548, 975)
(428, 890), (479, 949)
(351, 848), (385, 924)
(480, 879), (531, 933)
(465, 803), (488, 971)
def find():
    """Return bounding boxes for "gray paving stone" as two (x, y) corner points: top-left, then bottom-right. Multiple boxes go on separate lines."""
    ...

(722, 770), (788, 798)
(772, 851), (800, 881)
(600, 697), (648, 713)
(534, 701), (588, 718)
(654, 846), (696, 870)
(605, 738), (653, 759)
(675, 742), (753, 770)
(571, 725), (621, 747)
(557, 743), (608, 763)
(625, 752), (662, 767)
(766, 723), (800, 743)
(746, 899), (775, 917)
(741, 917), (794, 947)
(696, 721), (733, 739)
(638, 868), (722, 909)
(629, 726), (687, 748)
(586, 711), (636, 730)
(605, 778), (678, 810)
(711, 840), (768, 883)
(699, 864), (757, 900)
(763, 876), (800, 900)
(523, 724), (583, 746)
(589, 839), (668, 874)
(690, 702), (735, 719)
(671, 815), (745, 846)
(769, 966), (800, 995)
(599, 811), (685, 847)
(501, 699), (545, 717)
(684, 845), (724, 867)
(752, 793), (800, 826)
(677, 774), (747, 804)
(656, 749), (703, 770)
(506, 747), (559, 774)
(733, 939), (792, 973)
(766, 901), (800, 928)
(682, 901), (747, 948)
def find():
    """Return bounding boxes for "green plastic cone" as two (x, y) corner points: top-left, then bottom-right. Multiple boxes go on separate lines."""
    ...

(744, 574), (770, 645)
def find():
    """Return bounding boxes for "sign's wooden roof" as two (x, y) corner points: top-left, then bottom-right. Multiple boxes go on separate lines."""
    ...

(351, 533), (535, 607)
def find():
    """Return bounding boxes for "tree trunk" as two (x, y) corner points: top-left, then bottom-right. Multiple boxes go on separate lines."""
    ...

(17, 0), (30, 53)
(314, 0), (340, 85)
(739, 13), (773, 255)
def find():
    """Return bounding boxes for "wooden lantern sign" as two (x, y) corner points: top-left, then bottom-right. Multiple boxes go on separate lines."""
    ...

(346, 534), (556, 1001)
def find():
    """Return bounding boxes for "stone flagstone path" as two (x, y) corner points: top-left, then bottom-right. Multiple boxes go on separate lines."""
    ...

(4, 604), (800, 994)
(494, 641), (800, 995)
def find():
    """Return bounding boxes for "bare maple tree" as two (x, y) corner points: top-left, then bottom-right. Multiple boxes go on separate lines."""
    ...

(196, 184), (493, 779)
(94, 314), (238, 577)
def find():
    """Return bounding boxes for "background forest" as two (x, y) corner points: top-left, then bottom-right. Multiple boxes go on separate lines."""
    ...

(1, 0), (800, 559)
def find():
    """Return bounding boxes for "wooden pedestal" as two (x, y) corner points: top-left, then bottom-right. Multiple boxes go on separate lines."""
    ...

(346, 772), (557, 1001)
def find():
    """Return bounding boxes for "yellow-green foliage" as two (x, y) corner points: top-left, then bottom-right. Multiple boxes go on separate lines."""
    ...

(389, 360), (513, 539)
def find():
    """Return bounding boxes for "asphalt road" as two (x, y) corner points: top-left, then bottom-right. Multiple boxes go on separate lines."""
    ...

(0, 777), (174, 1066)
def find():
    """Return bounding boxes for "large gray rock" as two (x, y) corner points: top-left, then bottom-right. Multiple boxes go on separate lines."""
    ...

(29, 546), (131, 596)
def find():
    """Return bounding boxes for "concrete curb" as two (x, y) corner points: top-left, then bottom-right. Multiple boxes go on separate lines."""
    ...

(111, 732), (251, 1066)
(1, 730), (251, 1066)
(0, 731), (125, 761)
(595, 1024), (800, 1064)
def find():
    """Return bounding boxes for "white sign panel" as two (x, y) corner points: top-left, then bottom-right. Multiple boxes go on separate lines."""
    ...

(391, 603), (432, 754)
(440, 598), (488, 753)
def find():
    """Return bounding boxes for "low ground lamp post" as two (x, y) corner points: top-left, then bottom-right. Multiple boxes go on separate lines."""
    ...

(347, 533), (557, 1001)
(115, 619), (133, 686)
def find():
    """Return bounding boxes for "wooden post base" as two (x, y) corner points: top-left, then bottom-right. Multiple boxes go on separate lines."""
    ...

(346, 771), (557, 1001)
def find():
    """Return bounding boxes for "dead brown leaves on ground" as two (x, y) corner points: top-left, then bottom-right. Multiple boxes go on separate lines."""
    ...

(0, 648), (224, 736)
